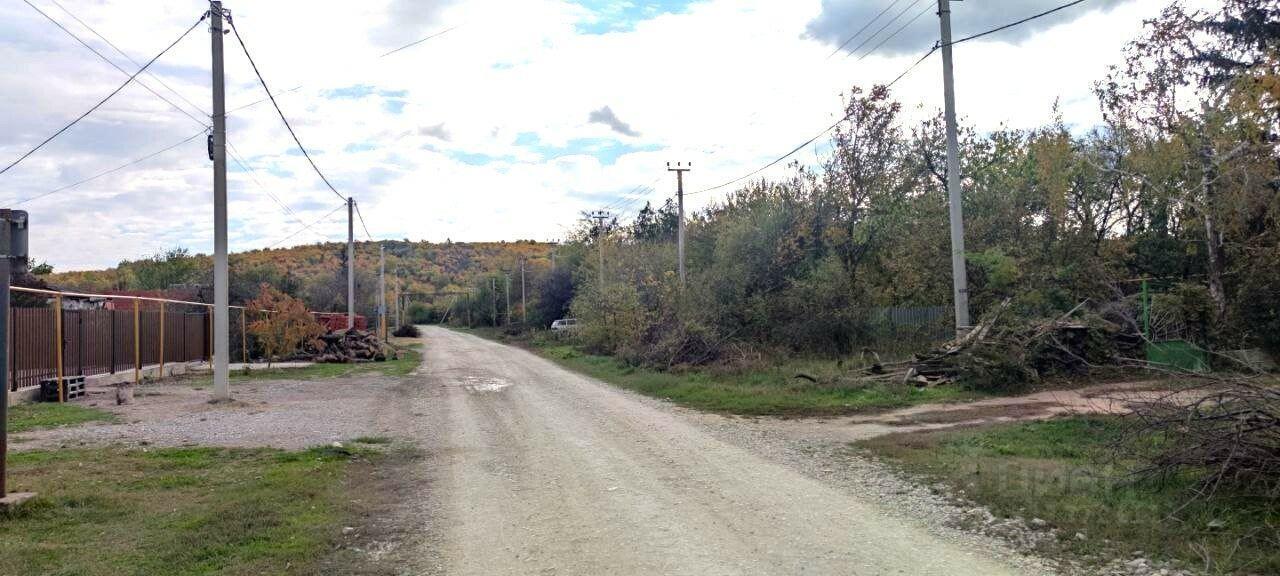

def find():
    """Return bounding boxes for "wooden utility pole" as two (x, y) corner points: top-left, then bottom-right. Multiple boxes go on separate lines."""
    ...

(666, 162), (691, 286)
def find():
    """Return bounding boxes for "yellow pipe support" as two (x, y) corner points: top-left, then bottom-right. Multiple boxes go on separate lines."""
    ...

(158, 302), (165, 378)
(133, 299), (140, 386)
(54, 294), (64, 402)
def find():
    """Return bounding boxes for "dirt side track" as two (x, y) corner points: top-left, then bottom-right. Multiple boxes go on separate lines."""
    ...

(408, 327), (1053, 576)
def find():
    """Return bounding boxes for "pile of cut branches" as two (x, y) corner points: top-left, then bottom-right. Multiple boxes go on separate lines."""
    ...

(1119, 374), (1280, 499)
(863, 301), (1133, 392)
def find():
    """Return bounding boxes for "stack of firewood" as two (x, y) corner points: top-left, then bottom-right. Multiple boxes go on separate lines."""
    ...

(309, 328), (393, 363)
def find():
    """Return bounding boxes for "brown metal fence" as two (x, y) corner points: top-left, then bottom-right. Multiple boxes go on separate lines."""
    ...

(7, 288), (259, 392)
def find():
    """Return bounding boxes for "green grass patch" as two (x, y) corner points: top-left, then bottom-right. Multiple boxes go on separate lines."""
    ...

(0, 445), (377, 576)
(178, 345), (422, 387)
(8, 403), (116, 433)
(524, 341), (977, 416)
(861, 417), (1279, 574)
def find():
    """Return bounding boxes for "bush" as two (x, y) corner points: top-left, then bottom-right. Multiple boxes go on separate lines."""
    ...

(1238, 250), (1280, 357)
(392, 324), (421, 338)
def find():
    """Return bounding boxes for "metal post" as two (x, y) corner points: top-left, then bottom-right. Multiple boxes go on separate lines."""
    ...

(158, 302), (165, 378)
(54, 294), (63, 402)
(210, 0), (230, 400)
(347, 198), (355, 330)
(520, 258), (527, 326)
(0, 258), (10, 497)
(667, 162), (691, 286)
(133, 299), (140, 387)
(378, 244), (386, 341)
(938, 0), (970, 334)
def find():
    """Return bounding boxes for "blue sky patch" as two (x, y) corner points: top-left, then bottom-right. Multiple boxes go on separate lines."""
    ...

(571, 0), (695, 34)
(345, 143), (377, 153)
(515, 133), (663, 165)
(448, 151), (516, 166)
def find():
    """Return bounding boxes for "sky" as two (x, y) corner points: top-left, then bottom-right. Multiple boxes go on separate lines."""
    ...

(0, 0), (1210, 271)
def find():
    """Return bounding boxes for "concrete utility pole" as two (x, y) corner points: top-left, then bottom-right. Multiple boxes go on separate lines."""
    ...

(520, 258), (527, 325)
(210, 1), (230, 401)
(938, 0), (970, 334)
(378, 244), (386, 341)
(589, 210), (611, 288)
(0, 209), (30, 505)
(666, 162), (691, 286)
(347, 197), (355, 330)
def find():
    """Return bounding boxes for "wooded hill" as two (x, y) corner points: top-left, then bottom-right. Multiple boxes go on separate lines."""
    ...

(44, 240), (556, 320)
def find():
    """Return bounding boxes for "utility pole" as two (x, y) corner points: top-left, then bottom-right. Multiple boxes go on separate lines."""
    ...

(210, 1), (230, 401)
(0, 210), (30, 505)
(938, 0), (970, 334)
(347, 197), (355, 330)
(504, 273), (511, 326)
(520, 258), (527, 326)
(666, 162), (691, 286)
(589, 210), (611, 288)
(378, 244), (386, 341)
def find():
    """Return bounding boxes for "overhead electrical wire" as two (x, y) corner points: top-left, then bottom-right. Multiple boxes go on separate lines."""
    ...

(826, 0), (904, 58)
(225, 24), (461, 116)
(0, 12), (206, 176)
(44, 0), (211, 122)
(947, 0), (1089, 47)
(14, 128), (207, 206)
(226, 16), (348, 203)
(842, 0), (927, 61)
(856, 1), (935, 61)
(266, 203), (348, 249)
(24, 0), (328, 247)
(689, 0), (1093, 198)
(354, 201), (374, 241)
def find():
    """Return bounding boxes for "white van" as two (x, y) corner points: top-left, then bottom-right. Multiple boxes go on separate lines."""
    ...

(550, 318), (579, 331)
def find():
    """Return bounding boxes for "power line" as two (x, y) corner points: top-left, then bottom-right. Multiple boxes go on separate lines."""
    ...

(12, 128), (207, 206)
(826, 0), (904, 58)
(266, 203), (348, 249)
(226, 16), (347, 203)
(692, 0), (1088, 198)
(857, 0), (934, 61)
(380, 24), (463, 57)
(354, 200), (374, 241)
(225, 24), (461, 116)
(689, 45), (936, 197)
(0, 13), (206, 176)
(45, 0), (211, 121)
(947, 0), (1089, 47)
(842, 0), (926, 61)
(225, 140), (329, 243)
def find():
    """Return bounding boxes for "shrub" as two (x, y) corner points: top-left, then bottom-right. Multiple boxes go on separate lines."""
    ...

(392, 324), (421, 338)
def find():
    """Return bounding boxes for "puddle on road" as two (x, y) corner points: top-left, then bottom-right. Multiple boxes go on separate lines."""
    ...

(462, 376), (512, 393)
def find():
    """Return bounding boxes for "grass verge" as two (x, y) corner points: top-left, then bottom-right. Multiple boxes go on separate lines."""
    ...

(8, 403), (116, 433)
(461, 328), (978, 416)
(0, 444), (389, 576)
(860, 417), (1279, 574)
(181, 345), (422, 389)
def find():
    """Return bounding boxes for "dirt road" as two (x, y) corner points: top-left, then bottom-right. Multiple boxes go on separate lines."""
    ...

(410, 327), (1050, 576)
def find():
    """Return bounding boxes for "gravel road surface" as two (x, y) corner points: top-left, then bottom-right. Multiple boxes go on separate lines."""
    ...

(410, 327), (1051, 576)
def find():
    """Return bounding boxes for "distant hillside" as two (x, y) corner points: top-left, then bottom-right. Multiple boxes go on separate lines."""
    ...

(47, 240), (556, 319)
